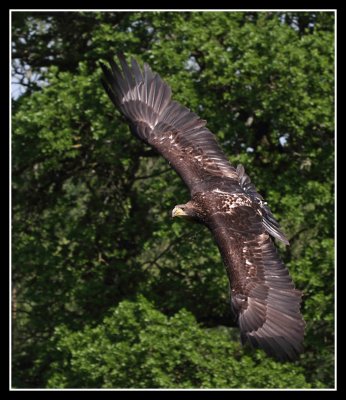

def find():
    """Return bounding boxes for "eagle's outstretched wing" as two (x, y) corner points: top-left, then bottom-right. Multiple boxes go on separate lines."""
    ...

(100, 55), (289, 245)
(100, 55), (238, 195)
(209, 203), (305, 361)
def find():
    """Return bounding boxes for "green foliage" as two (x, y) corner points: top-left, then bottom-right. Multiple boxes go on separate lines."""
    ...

(47, 296), (310, 388)
(12, 11), (334, 388)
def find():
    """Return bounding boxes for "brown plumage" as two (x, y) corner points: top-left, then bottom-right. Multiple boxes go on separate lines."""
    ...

(100, 54), (305, 361)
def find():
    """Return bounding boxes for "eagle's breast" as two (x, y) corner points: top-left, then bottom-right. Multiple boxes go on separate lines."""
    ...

(192, 190), (253, 217)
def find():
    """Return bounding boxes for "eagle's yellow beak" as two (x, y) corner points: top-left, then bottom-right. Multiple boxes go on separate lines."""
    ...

(172, 206), (188, 218)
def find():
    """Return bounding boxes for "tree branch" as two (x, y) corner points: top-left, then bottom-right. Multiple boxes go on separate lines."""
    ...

(134, 168), (171, 181)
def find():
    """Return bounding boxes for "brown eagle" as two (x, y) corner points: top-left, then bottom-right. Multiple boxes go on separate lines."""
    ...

(100, 55), (305, 361)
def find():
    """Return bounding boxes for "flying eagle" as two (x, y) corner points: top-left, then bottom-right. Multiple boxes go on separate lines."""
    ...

(100, 55), (305, 361)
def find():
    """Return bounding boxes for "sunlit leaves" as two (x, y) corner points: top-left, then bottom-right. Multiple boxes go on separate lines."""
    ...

(47, 296), (310, 388)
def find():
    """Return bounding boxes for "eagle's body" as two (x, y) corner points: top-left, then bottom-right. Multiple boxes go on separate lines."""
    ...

(100, 55), (305, 361)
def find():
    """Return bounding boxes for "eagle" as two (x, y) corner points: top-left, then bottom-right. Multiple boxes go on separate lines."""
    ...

(100, 54), (305, 361)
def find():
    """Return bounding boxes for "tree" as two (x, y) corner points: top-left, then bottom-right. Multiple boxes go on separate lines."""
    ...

(47, 296), (310, 388)
(12, 11), (334, 388)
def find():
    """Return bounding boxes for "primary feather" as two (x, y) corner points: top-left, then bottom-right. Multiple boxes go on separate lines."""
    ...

(100, 54), (305, 361)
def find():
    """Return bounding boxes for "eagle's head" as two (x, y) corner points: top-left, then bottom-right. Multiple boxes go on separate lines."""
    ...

(172, 202), (201, 223)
